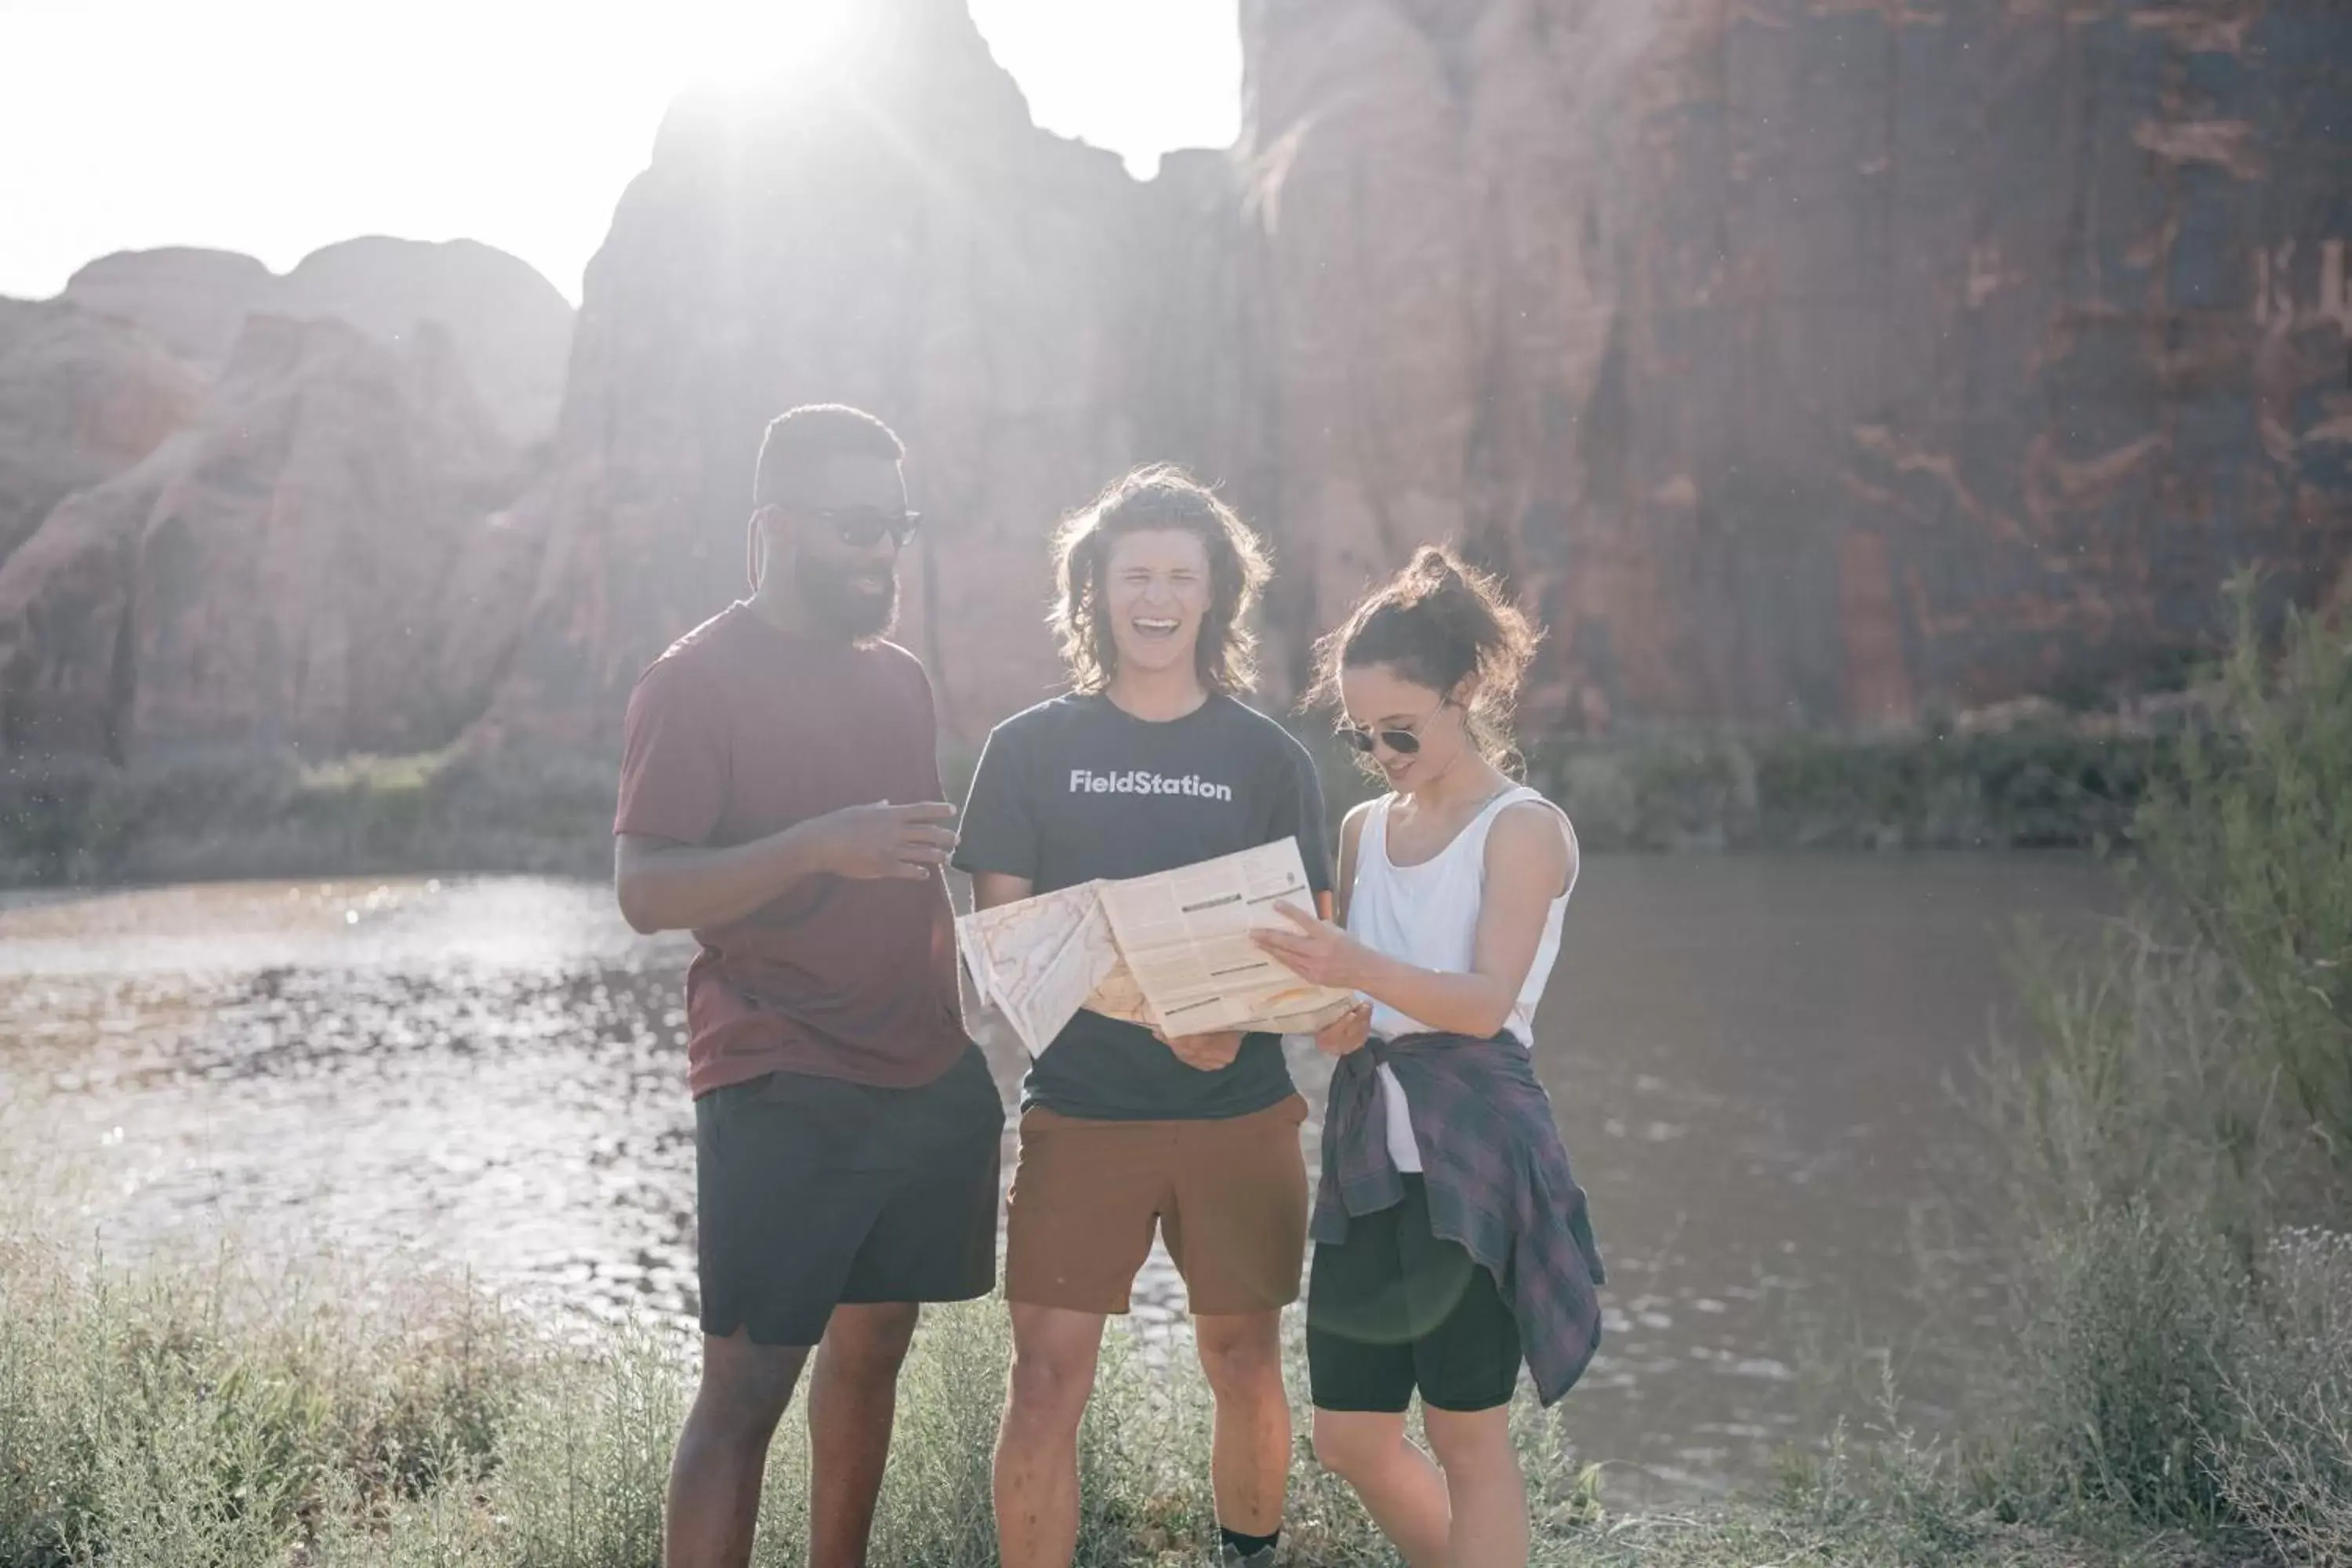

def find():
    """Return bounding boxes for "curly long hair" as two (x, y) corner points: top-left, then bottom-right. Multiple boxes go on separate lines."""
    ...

(1049, 466), (1273, 695)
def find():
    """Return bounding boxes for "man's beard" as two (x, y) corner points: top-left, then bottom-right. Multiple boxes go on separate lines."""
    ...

(794, 547), (899, 641)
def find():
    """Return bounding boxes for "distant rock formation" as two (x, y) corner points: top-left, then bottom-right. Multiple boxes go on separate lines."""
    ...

(64, 238), (573, 445)
(0, 235), (572, 766)
(275, 238), (576, 445)
(60, 249), (274, 368)
(0, 300), (203, 567)
(0, 315), (535, 760)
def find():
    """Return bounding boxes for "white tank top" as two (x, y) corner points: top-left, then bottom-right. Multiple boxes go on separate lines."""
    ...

(1348, 785), (1577, 1172)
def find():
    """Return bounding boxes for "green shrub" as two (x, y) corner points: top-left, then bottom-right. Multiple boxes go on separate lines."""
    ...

(2211, 1226), (2352, 1565)
(1517, 724), (2163, 854)
(1984, 580), (2352, 1548)
(2139, 579), (2352, 1168)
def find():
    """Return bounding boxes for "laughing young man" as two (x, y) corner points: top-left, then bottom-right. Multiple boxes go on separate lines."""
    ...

(953, 466), (1333, 1568)
(613, 405), (1002, 1568)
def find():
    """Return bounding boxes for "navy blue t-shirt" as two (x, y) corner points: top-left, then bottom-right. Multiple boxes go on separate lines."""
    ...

(953, 692), (1334, 1120)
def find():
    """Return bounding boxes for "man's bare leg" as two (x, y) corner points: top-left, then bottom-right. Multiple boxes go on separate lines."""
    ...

(994, 1303), (1107, 1568)
(808, 1302), (922, 1568)
(1192, 1311), (1290, 1541)
(666, 1330), (809, 1568)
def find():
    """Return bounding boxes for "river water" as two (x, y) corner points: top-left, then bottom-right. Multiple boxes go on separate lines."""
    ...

(0, 855), (2115, 1497)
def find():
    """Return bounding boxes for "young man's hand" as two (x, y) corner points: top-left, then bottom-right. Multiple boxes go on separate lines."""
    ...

(1156, 1029), (1246, 1072)
(811, 801), (959, 880)
(1313, 1000), (1373, 1058)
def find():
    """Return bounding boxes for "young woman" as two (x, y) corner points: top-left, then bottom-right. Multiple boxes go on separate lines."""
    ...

(1252, 546), (1606, 1568)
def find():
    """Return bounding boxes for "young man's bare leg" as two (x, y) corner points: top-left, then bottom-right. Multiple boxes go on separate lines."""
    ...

(994, 1303), (1107, 1568)
(666, 1331), (809, 1568)
(808, 1301), (922, 1568)
(1310, 1407), (1451, 1568)
(1425, 1404), (1529, 1568)
(1192, 1311), (1290, 1547)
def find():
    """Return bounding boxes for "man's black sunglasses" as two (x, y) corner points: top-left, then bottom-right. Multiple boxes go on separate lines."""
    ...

(810, 506), (921, 549)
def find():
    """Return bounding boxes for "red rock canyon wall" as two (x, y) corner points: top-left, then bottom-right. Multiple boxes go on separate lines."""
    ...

(3, 0), (2347, 763)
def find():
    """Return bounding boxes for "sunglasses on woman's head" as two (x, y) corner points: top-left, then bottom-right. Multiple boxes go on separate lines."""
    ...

(812, 506), (921, 549)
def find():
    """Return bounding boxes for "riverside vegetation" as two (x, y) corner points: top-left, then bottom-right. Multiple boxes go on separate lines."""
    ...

(0, 1218), (2203, 1568)
(0, 706), (2170, 887)
(2, 584), (2346, 1566)
(1968, 583), (2352, 1563)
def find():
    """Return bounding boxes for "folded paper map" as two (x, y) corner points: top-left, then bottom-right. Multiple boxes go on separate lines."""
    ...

(956, 837), (1359, 1058)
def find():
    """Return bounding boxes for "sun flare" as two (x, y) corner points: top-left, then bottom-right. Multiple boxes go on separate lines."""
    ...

(0, 0), (1243, 303)
(673, 0), (880, 97)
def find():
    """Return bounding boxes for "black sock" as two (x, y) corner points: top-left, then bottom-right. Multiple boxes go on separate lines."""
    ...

(1221, 1525), (1280, 1558)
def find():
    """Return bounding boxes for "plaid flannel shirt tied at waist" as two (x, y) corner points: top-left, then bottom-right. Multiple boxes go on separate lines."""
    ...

(1311, 1031), (1606, 1405)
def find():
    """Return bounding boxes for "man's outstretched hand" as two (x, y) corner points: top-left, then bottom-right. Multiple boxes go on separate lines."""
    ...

(812, 801), (960, 880)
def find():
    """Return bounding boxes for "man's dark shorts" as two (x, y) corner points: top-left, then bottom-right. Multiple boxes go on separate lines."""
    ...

(694, 1045), (1004, 1347)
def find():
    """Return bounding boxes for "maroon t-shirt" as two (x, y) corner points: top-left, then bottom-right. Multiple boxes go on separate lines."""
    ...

(613, 603), (972, 1098)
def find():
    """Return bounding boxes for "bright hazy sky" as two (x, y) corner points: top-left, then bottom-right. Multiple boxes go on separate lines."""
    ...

(0, 0), (1242, 304)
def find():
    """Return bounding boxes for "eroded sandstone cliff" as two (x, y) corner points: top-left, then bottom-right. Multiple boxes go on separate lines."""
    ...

(1240, 0), (2352, 729)
(470, 0), (1152, 749)
(0, 301), (203, 568)
(5, 0), (2347, 767)
(480, 0), (2350, 753)
(0, 316), (535, 760)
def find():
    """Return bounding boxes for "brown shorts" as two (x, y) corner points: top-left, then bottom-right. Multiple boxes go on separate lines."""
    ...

(1004, 1094), (1310, 1316)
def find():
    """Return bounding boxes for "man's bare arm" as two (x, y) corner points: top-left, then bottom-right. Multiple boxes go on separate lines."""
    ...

(615, 801), (958, 934)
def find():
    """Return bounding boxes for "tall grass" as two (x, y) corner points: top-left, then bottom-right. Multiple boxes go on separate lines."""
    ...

(0, 1210), (2158, 1567)
(0, 1217), (1396, 1568)
(1983, 579), (2352, 1559)
(0, 1232), (524, 1568)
